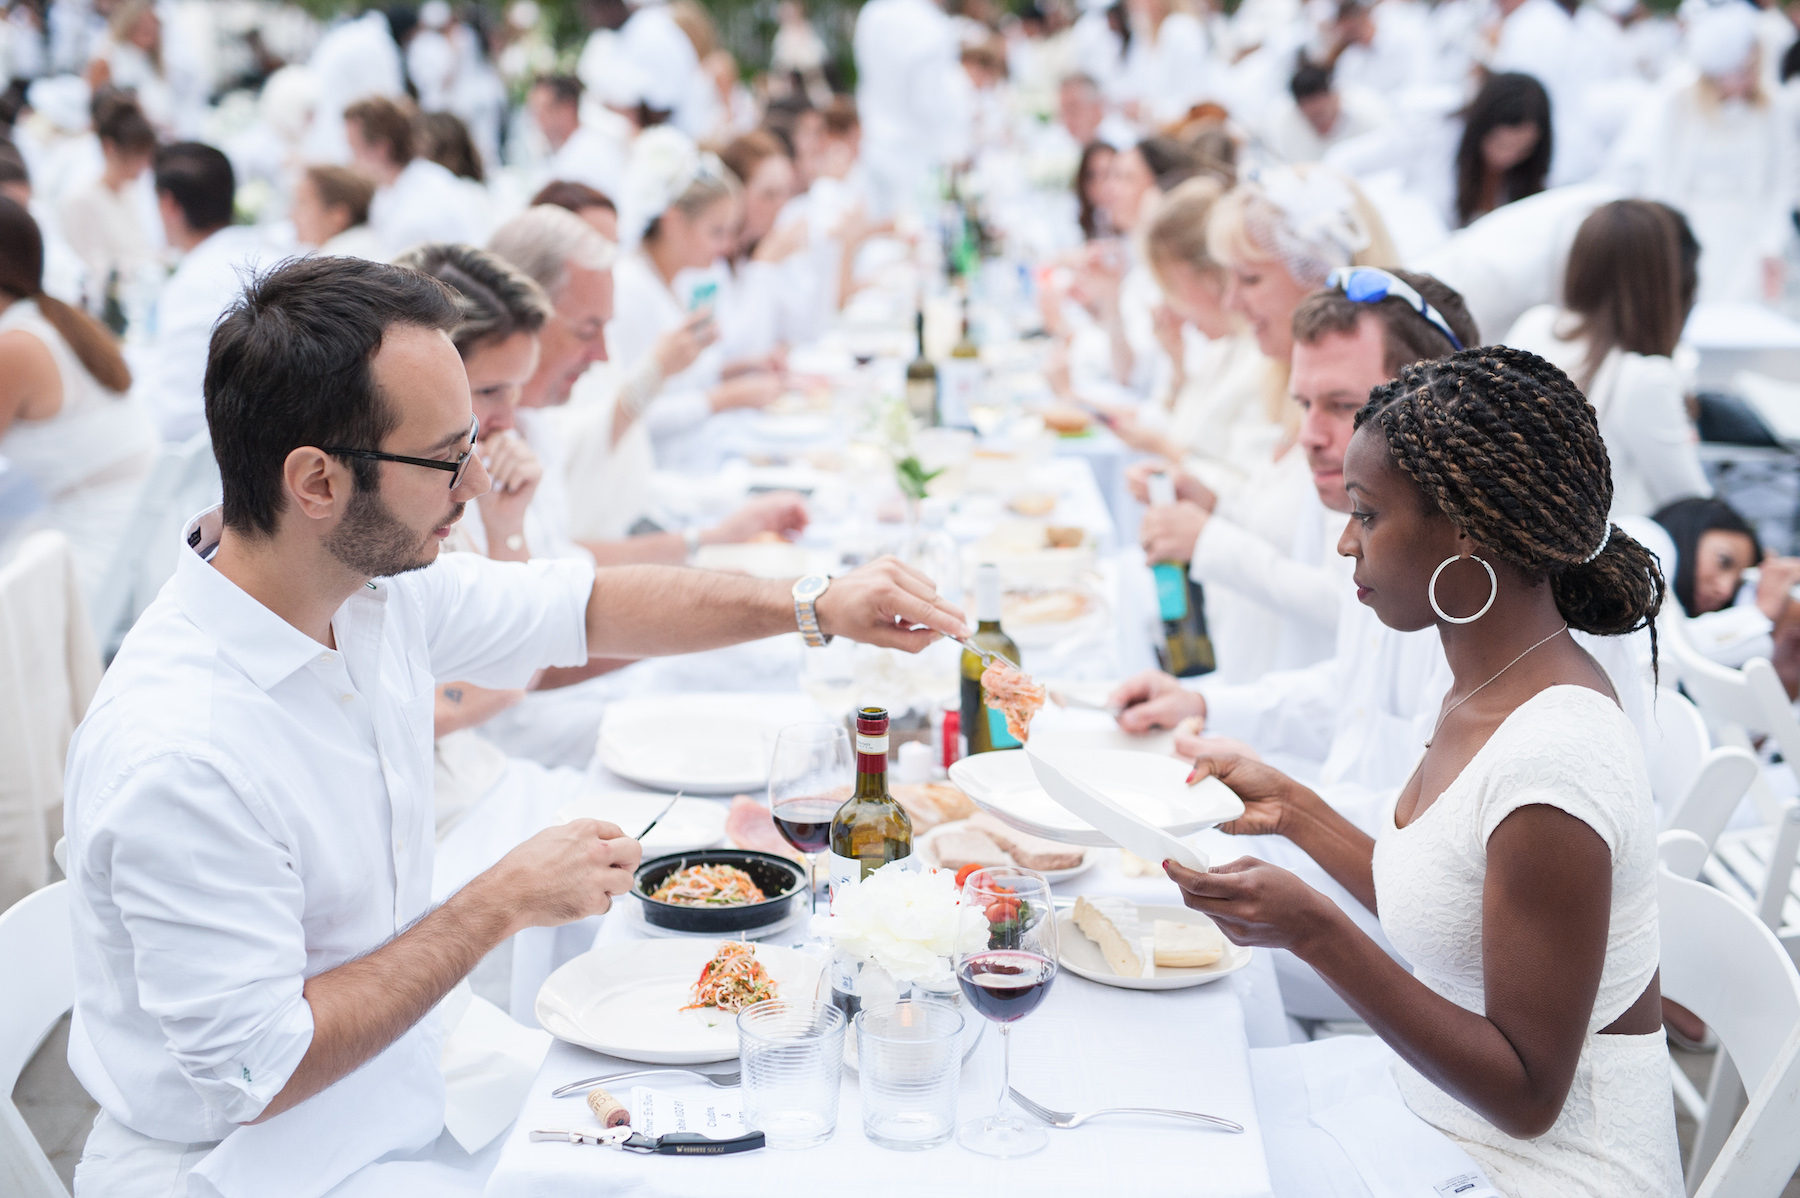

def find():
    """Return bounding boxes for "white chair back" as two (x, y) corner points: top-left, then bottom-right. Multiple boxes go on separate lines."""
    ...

(0, 880), (74, 1198)
(0, 532), (101, 911)
(87, 431), (219, 659)
(1693, 1022), (1800, 1198)
(1646, 689), (1711, 816)
(1664, 748), (1762, 853)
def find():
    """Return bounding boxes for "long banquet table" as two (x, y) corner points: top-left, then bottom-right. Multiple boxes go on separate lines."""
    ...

(484, 836), (1284, 1197)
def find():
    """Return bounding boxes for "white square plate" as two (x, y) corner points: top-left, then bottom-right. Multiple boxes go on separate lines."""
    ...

(948, 748), (1242, 846)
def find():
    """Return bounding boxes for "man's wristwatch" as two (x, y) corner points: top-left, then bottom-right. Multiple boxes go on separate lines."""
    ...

(792, 575), (832, 647)
(682, 526), (703, 561)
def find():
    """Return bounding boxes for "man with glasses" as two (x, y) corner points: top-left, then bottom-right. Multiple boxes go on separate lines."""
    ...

(62, 255), (968, 1196)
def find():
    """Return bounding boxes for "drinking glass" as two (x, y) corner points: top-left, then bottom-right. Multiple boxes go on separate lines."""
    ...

(856, 1000), (965, 1150)
(738, 999), (847, 1149)
(767, 723), (853, 914)
(955, 866), (1058, 1158)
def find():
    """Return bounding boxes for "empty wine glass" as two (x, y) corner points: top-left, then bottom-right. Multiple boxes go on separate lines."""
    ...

(955, 866), (1058, 1158)
(767, 723), (852, 914)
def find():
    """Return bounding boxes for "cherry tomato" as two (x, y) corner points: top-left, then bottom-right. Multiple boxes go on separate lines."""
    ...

(954, 863), (982, 888)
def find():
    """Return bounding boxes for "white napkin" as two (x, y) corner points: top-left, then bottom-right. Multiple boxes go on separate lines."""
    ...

(440, 982), (553, 1153)
(1301, 1036), (1501, 1198)
(627, 1085), (749, 1139)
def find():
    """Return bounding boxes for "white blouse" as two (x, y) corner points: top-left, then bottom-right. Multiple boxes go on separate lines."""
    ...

(1373, 685), (1680, 1197)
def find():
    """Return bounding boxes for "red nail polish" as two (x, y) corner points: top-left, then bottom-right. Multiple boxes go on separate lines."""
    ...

(1184, 770), (1196, 784)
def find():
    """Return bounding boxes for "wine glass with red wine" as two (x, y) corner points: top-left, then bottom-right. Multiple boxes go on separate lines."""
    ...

(955, 866), (1058, 1157)
(766, 723), (853, 914)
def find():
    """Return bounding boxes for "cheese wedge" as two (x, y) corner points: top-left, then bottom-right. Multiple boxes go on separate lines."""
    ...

(1154, 919), (1224, 968)
(1073, 896), (1144, 977)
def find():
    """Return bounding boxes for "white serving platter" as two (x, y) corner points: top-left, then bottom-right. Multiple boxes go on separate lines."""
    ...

(1056, 904), (1252, 991)
(948, 748), (1242, 847)
(596, 694), (826, 795)
(913, 819), (1098, 884)
(536, 939), (821, 1064)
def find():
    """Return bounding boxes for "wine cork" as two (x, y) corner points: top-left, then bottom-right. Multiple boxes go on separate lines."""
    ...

(586, 1087), (630, 1128)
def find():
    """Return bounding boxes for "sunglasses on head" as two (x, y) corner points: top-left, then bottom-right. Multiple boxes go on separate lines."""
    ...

(1326, 267), (1464, 352)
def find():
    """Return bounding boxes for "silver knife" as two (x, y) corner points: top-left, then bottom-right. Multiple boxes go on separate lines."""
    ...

(1025, 747), (1210, 871)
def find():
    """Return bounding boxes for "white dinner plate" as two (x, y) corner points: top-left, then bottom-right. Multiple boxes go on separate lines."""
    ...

(948, 749), (1242, 846)
(597, 694), (827, 795)
(1056, 904), (1251, 991)
(536, 939), (822, 1063)
(914, 819), (1097, 884)
(552, 791), (727, 856)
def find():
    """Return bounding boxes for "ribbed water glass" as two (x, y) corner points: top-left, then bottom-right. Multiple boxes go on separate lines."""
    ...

(737, 999), (846, 1149)
(856, 1000), (964, 1150)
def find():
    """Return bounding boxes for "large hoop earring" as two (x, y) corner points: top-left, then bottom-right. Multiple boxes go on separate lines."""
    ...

(1429, 553), (1497, 624)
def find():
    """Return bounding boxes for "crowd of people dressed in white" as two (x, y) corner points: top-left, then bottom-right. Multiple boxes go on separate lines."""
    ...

(3, 0), (1800, 1191)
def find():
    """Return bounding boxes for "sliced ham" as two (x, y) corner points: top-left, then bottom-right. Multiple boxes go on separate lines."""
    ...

(725, 794), (800, 860)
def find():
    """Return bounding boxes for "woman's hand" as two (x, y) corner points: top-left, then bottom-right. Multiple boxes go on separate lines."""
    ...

(1163, 856), (1341, 954)
(653, 310), (719, 379)
(474, 431), (542, 554)
(752, 219), (810, 263)
(1124, 459), (1212, 507)
(1186, 750), (1307, 839)
(705, 491), (810, 544)
(1754, 554), (1800, 621)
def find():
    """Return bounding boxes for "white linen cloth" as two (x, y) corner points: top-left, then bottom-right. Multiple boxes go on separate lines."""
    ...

(1501, 304), (1711, 520)
(0, 297), (157, 597)
(368, 157), (486, 261)
(140, 226), (279, 444)
(0, 529), (100, 909)
(1373, 686), (1680, 1195)
(63, 506), (594, 1197)
(487, 840), (1280, 1197)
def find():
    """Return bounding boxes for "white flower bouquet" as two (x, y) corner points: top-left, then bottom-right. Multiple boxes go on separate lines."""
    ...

(811, 862), (990, 986)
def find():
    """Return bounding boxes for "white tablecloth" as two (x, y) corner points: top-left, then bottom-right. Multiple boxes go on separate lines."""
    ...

(482, 832), (1285, 1197)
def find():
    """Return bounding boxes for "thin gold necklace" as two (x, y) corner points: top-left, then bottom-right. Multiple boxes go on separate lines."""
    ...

(1424, 624), (1569, 748)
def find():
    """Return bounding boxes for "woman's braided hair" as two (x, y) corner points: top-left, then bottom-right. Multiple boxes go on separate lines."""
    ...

(1355, 345), (1664, 645)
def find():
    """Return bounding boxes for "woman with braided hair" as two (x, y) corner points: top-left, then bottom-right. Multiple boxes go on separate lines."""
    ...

(1167, 345), (1680, 1195)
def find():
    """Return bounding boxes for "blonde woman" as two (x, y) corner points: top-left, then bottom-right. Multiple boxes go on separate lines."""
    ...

(609, 128), (784, 468)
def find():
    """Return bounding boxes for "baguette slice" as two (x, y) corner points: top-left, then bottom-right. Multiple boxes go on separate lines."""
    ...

(1153, 918), (1224, 968)
(931, 828), (1011, 872)
(1073, 895), (1144, 977)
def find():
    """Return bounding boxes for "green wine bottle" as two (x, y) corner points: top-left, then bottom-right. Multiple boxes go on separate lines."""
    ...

(827, 707), (913, 904)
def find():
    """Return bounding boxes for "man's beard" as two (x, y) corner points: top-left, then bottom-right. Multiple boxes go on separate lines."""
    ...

(325, 483), (462, 578)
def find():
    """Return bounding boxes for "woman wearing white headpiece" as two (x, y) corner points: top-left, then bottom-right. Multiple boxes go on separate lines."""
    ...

(608, 127), (784, 469)
(1604, 0), (1795, 304)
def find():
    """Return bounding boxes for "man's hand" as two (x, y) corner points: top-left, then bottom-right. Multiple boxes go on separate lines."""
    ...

(1110, 669), (1204, 734)
(1140, 500), (1209, 564)
(707, 491), (810, 544)
(653, 310), (719, 379)
(814, 556), (968, 651)
(710, 372), (784, 412)
(470, 819), (642, 936)
(1125, 459), (1213, 508)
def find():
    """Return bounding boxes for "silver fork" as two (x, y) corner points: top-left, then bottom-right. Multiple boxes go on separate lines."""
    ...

(1008, 1087), (1243, 1133)
(552, 1068), (742, 1098)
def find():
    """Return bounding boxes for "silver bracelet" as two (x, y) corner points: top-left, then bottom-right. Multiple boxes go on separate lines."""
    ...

(682, 526), (702, 560)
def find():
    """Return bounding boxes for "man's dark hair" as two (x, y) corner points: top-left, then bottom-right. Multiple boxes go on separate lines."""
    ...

(206, 257), (460, 537)
(154, 142), (235, 233)
(1292, 270), (1480, 377)
(533, 73), (582, 107)
(345, 96), (417, 166)
(1290, 58), (1334, 102)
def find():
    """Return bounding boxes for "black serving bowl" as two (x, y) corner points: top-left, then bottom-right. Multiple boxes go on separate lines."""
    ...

(634, 849), (807, 935)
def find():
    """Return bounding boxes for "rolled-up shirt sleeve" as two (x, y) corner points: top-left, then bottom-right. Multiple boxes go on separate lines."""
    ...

(92, 753), (315, 1125)
(405, 553), (594, 686)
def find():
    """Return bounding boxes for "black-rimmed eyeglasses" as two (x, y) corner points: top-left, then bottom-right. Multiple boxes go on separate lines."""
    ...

(1326, 267), (1465, 352)
(323, 415), (480, 490)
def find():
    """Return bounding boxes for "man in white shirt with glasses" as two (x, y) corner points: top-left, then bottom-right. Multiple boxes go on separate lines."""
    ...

(63, 255), (967, 1196)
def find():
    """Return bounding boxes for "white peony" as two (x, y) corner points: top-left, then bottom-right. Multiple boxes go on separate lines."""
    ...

(810, 862), (990, 985)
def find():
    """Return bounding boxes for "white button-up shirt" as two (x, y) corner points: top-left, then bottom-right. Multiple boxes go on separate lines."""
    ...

(63, 508), (592, 1169)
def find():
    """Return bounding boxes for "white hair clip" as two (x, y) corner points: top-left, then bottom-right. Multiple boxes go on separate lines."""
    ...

(1246, 164), (1372, 285)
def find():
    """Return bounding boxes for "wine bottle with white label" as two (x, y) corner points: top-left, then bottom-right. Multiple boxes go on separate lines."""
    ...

(827, 707), (913, 904)
(960, 564), (1024, 754)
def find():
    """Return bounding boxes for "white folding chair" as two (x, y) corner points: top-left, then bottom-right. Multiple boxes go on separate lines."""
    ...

(1661, 866), (1800, 1192)
(0, 880), (75, 1198)
(1694, 1022), (1800, 1198)
(1664, 621), (1800, 958)
(87, 431), (219, 660)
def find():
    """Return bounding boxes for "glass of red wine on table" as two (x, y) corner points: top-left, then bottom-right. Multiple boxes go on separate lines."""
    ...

(956, 865), (1058, 1158)
(767, 723), (853, 914)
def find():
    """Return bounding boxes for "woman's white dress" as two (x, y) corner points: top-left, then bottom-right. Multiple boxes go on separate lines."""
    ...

(1371, 685), (1682, 1197)
(0, 298), (156, 599)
